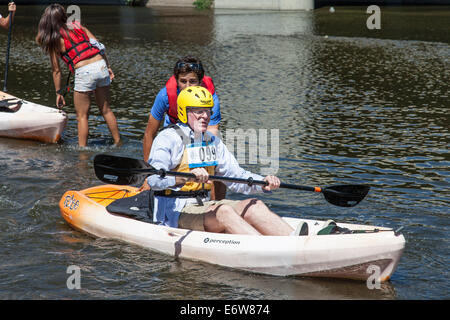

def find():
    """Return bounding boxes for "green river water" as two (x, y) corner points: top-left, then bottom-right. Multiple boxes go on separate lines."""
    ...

(0, 5), (448, 300)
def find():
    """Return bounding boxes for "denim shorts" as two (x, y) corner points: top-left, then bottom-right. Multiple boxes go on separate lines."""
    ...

(74, 59), (111, 92)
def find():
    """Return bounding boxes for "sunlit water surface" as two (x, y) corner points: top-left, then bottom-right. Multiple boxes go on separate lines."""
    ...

(0, 5), (448, 299)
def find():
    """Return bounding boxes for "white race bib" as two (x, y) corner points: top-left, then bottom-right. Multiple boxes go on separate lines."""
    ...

(187, 142), (218, 168)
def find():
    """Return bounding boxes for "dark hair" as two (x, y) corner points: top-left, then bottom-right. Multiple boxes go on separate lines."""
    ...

(173, 56), (205, 82)
(35, 4), (68, 55)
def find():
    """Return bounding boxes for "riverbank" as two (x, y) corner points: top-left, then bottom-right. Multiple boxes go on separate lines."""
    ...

(146, 0), (315, 10)
(1, 0), (449, 8)
(146, 0), (450, 9)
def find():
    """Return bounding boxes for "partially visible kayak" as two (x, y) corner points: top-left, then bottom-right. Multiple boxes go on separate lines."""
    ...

(59, 184), (405, 282)
(0, 91), (67, 143)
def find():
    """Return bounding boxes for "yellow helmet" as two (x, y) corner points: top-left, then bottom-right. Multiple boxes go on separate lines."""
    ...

(177, 86), (214, 124)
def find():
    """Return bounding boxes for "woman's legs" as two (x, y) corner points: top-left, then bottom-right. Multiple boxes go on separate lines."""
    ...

(94, 85), (121, 145)
(73, 91), (92, 147)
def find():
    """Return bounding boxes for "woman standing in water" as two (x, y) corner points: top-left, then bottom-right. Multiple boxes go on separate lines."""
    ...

(36, 3), (121, 147)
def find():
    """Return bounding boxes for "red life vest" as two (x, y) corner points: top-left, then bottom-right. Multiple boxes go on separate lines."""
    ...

(59, 22), (100, 73)
(166, 75), (215, 124)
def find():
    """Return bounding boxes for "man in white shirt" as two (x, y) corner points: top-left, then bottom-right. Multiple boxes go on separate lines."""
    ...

(0, 2), (16, 30)
(147, 86), (296, 236)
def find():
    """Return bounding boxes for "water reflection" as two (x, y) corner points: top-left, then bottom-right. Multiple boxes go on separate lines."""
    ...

(164, 258), (398, 300)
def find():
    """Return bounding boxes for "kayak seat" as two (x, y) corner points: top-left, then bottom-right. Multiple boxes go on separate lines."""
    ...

(294, 222), (309, 236)
(106, 190), (154, 223)
(0, 98), (22, 113)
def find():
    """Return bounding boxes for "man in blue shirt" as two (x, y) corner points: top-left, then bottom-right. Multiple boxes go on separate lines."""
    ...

(149, 83), (221, 128)
(142, 56), (226, 199)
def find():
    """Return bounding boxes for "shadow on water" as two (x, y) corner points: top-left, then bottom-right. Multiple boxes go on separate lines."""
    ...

(0, 5), (448, 299)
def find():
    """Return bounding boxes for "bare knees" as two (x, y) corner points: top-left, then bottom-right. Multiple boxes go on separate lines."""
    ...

(203, 199), (282, 236)
(231, 198), (293, 236)
(204, 204), (260, 235)
(236, 198), (267, 221)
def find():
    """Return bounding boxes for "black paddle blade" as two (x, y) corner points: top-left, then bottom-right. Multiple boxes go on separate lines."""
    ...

(93, 154), (150, 186)
(322, 185), (370, 207)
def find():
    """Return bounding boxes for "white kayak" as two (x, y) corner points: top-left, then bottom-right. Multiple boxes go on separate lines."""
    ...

(0, 91), (67, 143)
(59, 184), (405, 282)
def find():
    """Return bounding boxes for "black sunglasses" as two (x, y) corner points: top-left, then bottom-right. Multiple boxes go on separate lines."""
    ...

(176, 62), (204, 71)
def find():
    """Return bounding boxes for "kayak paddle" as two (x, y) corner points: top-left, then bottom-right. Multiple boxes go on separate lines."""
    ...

(3, 9), (14, 92)
(93, 154), (370, 208)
